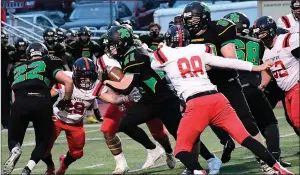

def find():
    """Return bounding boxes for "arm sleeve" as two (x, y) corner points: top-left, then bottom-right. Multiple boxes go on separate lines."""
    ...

(216, 19), (237, 47)
(291, 47), (299, 59)
(203, 52), (253, 71)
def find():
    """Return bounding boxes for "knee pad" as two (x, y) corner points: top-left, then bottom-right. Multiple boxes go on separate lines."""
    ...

(70, 149), (83, 160)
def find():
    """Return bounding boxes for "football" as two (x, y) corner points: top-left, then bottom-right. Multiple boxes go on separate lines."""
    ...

(108, 66), (124, 82)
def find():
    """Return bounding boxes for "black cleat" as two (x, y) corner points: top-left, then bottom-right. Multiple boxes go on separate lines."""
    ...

(221, 140), (235, 163)
(21, 166), (31, 175)
(280, 159), (292, 167)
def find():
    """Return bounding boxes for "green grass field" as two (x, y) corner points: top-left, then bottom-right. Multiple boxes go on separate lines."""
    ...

(1, 107), (299, 174)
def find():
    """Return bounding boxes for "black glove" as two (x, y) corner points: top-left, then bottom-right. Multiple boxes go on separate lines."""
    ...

(56, 99), (73, 111)
(93, 109), (103, 122)
(101, 68), (109, 82)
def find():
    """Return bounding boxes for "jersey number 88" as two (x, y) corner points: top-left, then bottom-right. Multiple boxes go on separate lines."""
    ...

(177, 56), (204, 78)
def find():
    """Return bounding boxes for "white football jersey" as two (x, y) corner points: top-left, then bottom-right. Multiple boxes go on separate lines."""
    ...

(262, 33), (299, 91)
(277, 13), (299, 33)
(53, 71), (107, 124)
(97, 54), (122, 73)
(151, 44), (254, 101)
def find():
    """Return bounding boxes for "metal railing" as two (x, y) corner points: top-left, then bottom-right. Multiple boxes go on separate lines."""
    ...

(2, 27), (32, 44)
(89, 29), (149, 40)
(2, 21), (44, 43)
(7, 13), (45, 32)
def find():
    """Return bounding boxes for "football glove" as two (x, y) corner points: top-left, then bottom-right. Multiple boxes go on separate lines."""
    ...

(56, 99), (73, 111)
(101, 68), (109, 82)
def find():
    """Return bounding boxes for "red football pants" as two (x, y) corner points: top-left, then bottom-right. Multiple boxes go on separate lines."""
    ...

(285, 83), (300, 131)
(174, 93), (250, 156)
(101, 103), (168, 139)
(45, 117), (85, 159)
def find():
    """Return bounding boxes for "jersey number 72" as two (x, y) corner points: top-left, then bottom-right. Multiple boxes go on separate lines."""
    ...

(177, 56), (204, 78)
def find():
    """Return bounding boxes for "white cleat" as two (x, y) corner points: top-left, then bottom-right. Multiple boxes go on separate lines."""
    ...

(2, 144), (22, 175)
(194, 170), (207, 174)
(259, 160), (278, 175)
(141, 145), (165, 169)
(207, 154), (222, 174)
(112, 165), (129, 175)
(166, 153), (176, 169)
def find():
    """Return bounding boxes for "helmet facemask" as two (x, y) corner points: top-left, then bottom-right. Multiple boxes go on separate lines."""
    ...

(73, 70), (97, 91)
(256, 28), (276, 49)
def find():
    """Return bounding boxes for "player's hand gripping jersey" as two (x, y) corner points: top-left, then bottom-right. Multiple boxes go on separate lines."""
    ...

(262, 33), (299, 91)
(53, 71), (107, 124)
(151, 44), (255, 101)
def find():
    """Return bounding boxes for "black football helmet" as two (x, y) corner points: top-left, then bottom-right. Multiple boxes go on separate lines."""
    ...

(165, 25), (190, 48)
(291, 0), (300, 20)
(15, 37), (29, 54)
(107, 21), (121, 30)
(26, 42), (49, 59)
(252, 16), (277, 48)
(106, 26), (134, 59)
(65, 29), (77, 39)
(1, 30), (8, 46)
(182, 1), (211, 35)
(56, 28), (66, 43)
(78, 26), (91, 43)
(224, 12), (250, 36)
(43, 28), (57, 46)
(73, 57), (98, 90)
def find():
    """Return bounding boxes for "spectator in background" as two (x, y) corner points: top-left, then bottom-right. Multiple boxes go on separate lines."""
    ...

(1, 6), (6, 27)
(140, 22), (164, 50)
(174, 14), (182, 25)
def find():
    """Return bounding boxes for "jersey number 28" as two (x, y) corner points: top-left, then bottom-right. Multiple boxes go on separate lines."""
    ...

(177, 56), (204, 78)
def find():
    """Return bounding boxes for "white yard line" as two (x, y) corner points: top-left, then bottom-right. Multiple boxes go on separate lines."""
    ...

(85, 164), (104, 169)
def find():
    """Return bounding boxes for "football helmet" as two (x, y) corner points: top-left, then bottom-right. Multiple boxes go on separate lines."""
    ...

(65, 29), (77, 40)
(56, 28), (66, 43)
(291, 0), (300, 20)
(182, 1), (211, 35)
(73, 57), (98, 90)
(43, 28), (57, 46)
(14, 37), (29, 54)
(164, 25), (190, 48)
(252, 16), (277, 48)
(106, 26), (134, 59)
(78, 26), (91, 43)
(26, 42), (49, 59)
(224, 12), (250, 36)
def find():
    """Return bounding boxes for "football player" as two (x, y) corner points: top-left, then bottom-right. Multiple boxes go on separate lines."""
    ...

(56, 28), (66, 44)
(3, 43), (73, 175)
(102, 26), (183, 172)
(8, 37), (29, 68)
(277, 0), (300, 33)
(139, 22), (164, 50)
(43, 28), (70, 71)
(224, 12), (292, 172)
(65, 29), (77, 45)
(66, 26), (101, 63)
(253, 16), (300, 134)
(182, 2), (264, 171)
(151, 24), (293, 175)
(97, 54), (176, 173)
(42, 58), (139, 175)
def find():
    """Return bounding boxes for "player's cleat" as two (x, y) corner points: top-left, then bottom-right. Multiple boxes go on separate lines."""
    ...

(86, 115), (99, 124)
(280, 159), (292, 167)
(141, 145), (165, 169)
(2, 143), (22, 175)
(56, 155), (68, 175)
(181, 168), (194, 175)
(166, 153), (176, 169)
(207, 154), (222, 175)
(221, 139), (235, 163)
(194, 170), (207, 175)
(112, 165), (129, 174)
(21, 166), (31, 175)
(272, 162), (294, 175)
(258, 160), (278, 175)
(45, 165), (55, 175)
